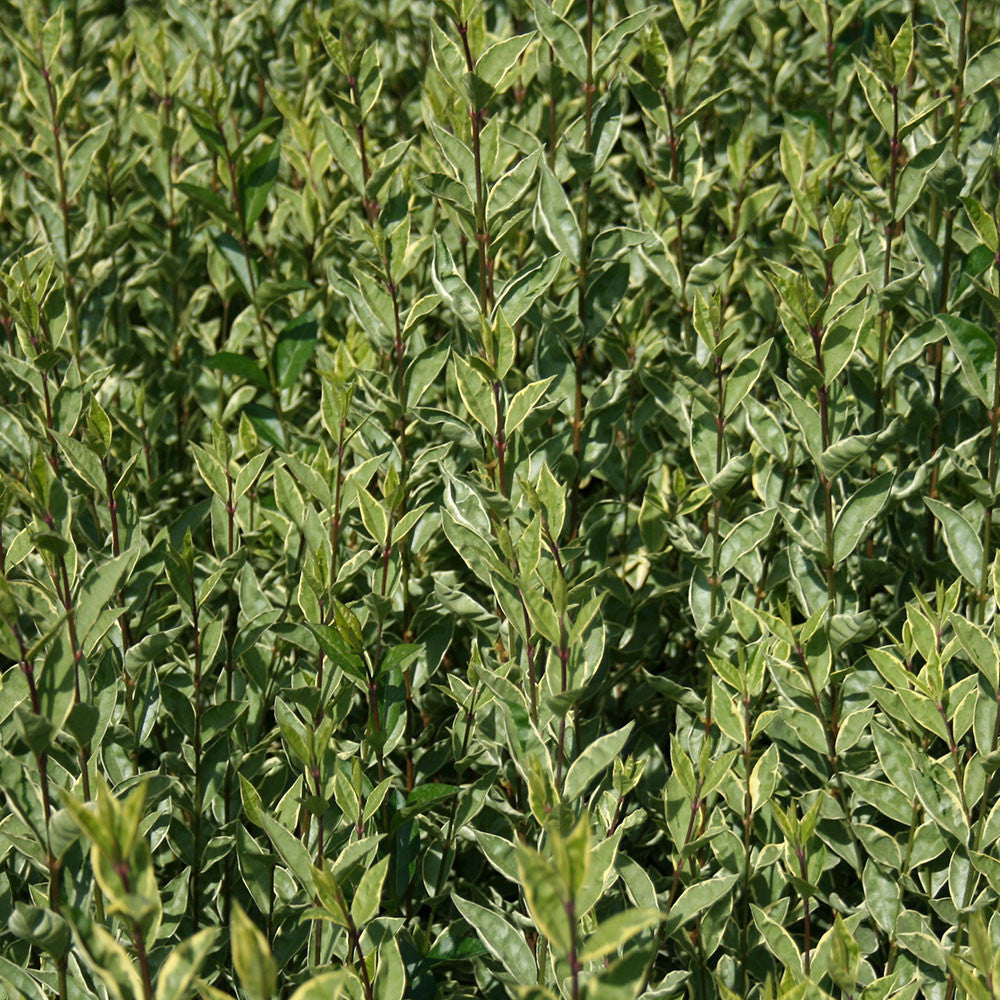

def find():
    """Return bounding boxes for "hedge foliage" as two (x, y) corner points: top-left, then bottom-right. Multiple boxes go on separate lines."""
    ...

(2, 0), (1000, 998)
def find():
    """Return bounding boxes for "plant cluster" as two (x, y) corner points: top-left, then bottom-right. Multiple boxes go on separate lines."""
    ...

(2, 0), (1000, 998)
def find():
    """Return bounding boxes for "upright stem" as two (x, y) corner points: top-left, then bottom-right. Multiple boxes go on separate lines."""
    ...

(873, 85), (900, 438)
(103, 456), (136, 736)
(331, 414), (347, 584)
(334, 884), (375, 1000)
(927, 0), (969, 558)
(493, 381), (507, 498)
(569, 0), (595, 539)
(942, 669), (1000, 1000)
(796, 848), (812, 974)
(216, 116), (283, 423)
(115, 863), (154, 1000)
(42, 511), (104, 920)
(738, 687), (754, 997)
(457, 23), (491, 315)
(38, 51), (80, 362)
(14, 627), (67, 1000)
(977, 248), (1000, 624)
(710, 343), (726, 618)
(430, 681), (479, 903)
(755, 444), (796, 608)
(662, 97), (687, 302)
(348, 55), (417, 792)
(620, 349), (636, 581)
(222, 464), (238, 926)
(555, 609), (571, 789)
(311, 760), (325, 967)
(566, 897), (580, 1000)
(792, 642), (866, 881)
(189, 570), (203, 930)
(811, 326), (837, 602)
(823, 1), (835, 143)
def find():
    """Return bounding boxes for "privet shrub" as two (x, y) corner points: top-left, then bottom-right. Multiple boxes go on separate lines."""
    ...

(2, 0), (1000, 997)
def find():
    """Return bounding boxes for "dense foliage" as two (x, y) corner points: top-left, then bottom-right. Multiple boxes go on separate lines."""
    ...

(2, 0), (1000, 998)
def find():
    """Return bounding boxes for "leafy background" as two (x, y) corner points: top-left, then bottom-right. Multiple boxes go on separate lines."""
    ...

(2, 0), (1000, 998)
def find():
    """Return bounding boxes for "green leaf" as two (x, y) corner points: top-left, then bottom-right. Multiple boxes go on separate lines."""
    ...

(949, 613), (999, 691)
(962, 197), (999, 253)
(751, 903), (803, 976)
(453, 356), (496, 434)
(517, 845), (571, 953)
(687, 240), (739, 288)
(829, 914), (861, 993)
(822, 298), (871, 384)
(288, 973), (354, 1000)
(366, 139), (413, 202)
(177, 181), (240, 230)
(323, 118), (364, 194)
(212, 232), (257, 301)
(432, 235), (481, 328)
(538, 165), (581, 266)
(77, 549), (135, 641)
(718, 508), (778, 576)
(939, 314), (995, 406)
(86, 399), (112, 458)
(66, 121), (112, 200)
(854, 58), (893, 135)
(505, 376), (555, 437)
(453, 894), (536, 982)
(51, 431), (104, 494)
(534, 0), (586, 79)
(663, 874), (738, 938)
(231, 905), (276, 1000)
(275, 698), (311, 766)
(563, 722), (634, 801)
(579, 907), (660, 963)
(889, 17), (913, 87)
(966, 40), (1000, 96)
(358, 485), (389, 543)
(925, 498), (983, 587)
(274, 315), (318, 389)
(724, 341), (771, 418)
(7, 903), (70, 960)
(595, 8), (657, 75)
(832, 473), (893, 564)
(862, 861), (901, 936)
(191, 443), (228, 501)
(261, 814), (314, 889)
(351, 855), (389, 926)
(155, 929), (219, 1000)
(476, 33), (533, 91)
(207, 352), (269, 390)
(240, 142), (280, 231)
(243, 404), (286, 450)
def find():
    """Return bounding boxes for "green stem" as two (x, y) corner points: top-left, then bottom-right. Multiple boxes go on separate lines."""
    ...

(38, 50), (80, 362)
(873, 84), (900, 438)
(795, 848), (812, 974)
(567, 897), (580, 1000)
(977, 249), (1000, 624)
(738, 688), (754, 997)
(569, 0), (595, 539)
(216, 115), (284, 426)
(13, 627), (67, 1000)
(189, 569), (203, 931)
(810, 324), (837, 603)
(928, 0), (969, 560)
(710, 343), (726, 618)
(116, 863), (155, 1000)
(456, 23), (491, 315)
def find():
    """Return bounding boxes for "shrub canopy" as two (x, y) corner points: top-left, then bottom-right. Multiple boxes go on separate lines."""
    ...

(2, 1), (1000, 999)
